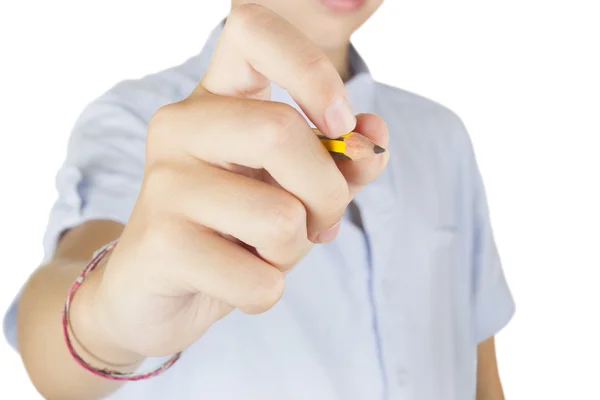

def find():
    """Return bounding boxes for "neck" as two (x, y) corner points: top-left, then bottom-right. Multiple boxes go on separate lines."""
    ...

(323, 44), (352, 82)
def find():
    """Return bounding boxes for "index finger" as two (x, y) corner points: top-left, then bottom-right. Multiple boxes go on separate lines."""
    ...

(197, 3), (356, 138)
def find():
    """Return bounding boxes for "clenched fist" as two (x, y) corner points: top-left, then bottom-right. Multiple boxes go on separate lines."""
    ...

(73, 4), (389, 364)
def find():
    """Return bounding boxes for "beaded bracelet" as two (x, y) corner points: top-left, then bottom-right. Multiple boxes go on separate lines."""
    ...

(62, 240), (182, 381)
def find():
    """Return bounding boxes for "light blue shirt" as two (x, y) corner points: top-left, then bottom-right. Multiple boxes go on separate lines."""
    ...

(4, 23), (515, 400)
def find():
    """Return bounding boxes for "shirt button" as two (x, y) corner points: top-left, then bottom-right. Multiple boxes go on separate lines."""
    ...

(396, 367), (410, 386)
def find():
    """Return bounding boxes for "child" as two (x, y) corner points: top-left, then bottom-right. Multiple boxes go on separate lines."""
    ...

(6, 1), (514, 399)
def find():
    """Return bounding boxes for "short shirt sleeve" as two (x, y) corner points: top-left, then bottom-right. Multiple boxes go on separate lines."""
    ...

(457, 125), (516, 343)
(3, 78), (177, 350)
(43, 88), (146, 260)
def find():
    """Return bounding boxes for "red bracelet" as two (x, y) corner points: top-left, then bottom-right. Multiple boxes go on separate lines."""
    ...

(62, 240), (182, 381)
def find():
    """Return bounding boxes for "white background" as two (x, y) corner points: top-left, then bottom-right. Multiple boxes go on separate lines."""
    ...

(0, 0), (598, 398)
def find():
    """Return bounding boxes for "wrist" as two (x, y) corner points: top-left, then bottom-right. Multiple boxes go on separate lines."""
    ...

(68, 254), (144, 371)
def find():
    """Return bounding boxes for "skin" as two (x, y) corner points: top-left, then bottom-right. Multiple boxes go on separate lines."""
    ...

(477, 337), (506, 399)
(231, 0), (384, 80)
(15, 1), (505, 399)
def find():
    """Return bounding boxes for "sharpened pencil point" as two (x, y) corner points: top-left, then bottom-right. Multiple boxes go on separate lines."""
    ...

(373, 144), (386, 154)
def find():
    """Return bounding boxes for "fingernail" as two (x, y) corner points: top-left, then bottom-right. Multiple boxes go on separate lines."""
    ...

(315, 220), (342, 244)
(324, 98), (356, 138)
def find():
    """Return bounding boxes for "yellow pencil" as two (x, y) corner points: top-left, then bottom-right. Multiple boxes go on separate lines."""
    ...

(313, 128), (386, 161)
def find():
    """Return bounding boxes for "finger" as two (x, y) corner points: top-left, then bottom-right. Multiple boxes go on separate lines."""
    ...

(138, 217), (285, 315)
(149, 96), (349, 242)
(197, 3), (356, 138)
(336, 113), (390, 198)
(146, 162), (312, 271)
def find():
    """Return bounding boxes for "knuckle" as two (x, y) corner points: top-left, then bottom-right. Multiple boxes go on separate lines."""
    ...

(261, 103), (303, 150)
(266, 197), (307, 246)
(143, 163), (170, 194)
(304, 52), (333, 74)
(147, 99), (211, 162)
(147, 103), (176, 140)
(146, 103), (183, 158)
(137, 215), (180, 256)
(228, 3), (268, 34)
(298, 52), (337, 86)
(141, 164), (180, 209)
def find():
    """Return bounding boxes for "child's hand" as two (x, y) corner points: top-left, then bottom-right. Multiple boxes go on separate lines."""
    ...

(78, 3), (389, 362)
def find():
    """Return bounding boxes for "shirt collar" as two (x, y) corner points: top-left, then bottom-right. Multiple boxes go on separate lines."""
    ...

(195, 21), (376, 118)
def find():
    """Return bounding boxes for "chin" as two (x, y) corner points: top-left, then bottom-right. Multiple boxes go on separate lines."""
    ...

(232, 0), (383, 48)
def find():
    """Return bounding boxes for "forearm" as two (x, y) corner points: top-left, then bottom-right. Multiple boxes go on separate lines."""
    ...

(476, 381), (505, 400)
(16, 220), (141, 400)
(476, 337), (505, 400)
(16, 258), (141, 399)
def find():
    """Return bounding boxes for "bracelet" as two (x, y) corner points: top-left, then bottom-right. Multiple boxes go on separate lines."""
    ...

(62, 240), (182, 381)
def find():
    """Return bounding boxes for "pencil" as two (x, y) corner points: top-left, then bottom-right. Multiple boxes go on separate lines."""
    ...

(313, 128), (386, 161)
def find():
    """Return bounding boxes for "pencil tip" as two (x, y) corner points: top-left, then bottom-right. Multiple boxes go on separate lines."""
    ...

(373, 144), (386, 154)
